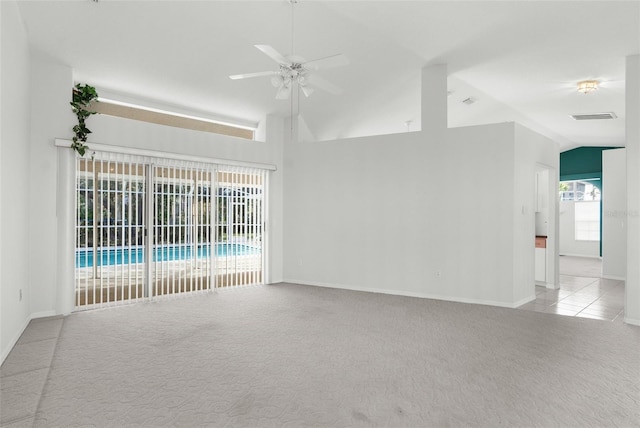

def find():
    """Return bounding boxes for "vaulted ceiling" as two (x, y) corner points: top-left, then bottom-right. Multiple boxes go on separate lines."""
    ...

(16, 0), (640, 150)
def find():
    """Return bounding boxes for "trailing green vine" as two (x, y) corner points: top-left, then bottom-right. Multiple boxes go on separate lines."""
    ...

(70, 83), (98, 156)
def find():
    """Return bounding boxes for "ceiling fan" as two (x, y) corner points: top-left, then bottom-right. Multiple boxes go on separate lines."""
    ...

(229, 44), (349, 100)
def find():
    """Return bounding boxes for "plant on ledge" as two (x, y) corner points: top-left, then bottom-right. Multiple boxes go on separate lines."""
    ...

(70, 83), (98, 156)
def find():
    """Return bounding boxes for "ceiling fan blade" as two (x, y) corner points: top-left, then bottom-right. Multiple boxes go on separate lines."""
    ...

(306, 74), (343, 95)
(300, 85), (315, 97)
(275, 84), (292, 100)
(304, 53), (349, 71)
(255, 45), (290, 66)
(229, 70), (279, 80)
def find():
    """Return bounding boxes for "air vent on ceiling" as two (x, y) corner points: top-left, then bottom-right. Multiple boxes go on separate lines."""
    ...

(570, 112), (617, 121)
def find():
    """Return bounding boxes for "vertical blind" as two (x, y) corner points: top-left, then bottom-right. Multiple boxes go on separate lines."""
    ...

(75, 151), (267, 309)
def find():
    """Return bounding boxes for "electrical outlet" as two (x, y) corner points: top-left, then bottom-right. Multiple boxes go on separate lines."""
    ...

(435, 270), (442, 278)
(19, 289), (22, 301)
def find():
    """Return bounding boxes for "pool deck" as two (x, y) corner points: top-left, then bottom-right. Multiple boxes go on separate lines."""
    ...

(75, 254), (262, 307)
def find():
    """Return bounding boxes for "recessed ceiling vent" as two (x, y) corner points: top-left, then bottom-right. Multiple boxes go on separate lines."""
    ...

(570, 112), (617, 121)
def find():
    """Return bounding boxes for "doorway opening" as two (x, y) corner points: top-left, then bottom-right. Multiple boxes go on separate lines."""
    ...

(534, 165), (557, 289)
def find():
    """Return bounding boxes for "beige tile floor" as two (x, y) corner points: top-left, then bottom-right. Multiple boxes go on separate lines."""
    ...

(518, 256), (626, 323)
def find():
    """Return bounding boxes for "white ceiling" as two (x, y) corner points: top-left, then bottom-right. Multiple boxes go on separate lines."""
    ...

(16, 0), (640, 150)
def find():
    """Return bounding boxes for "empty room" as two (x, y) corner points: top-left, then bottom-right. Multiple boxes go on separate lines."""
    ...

(1, 1), (639, 426)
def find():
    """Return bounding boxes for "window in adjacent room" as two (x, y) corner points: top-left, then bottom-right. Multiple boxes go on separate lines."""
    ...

(559, 180), (601, 202)
(574, 201), (600, 241)
(560, 180), (601, 242)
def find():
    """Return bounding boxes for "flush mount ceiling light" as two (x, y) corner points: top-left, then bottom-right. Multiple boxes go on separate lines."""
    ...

(577, 80), (599, 94)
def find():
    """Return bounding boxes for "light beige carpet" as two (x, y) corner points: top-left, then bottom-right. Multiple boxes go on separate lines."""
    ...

(7, 283), (640, 427)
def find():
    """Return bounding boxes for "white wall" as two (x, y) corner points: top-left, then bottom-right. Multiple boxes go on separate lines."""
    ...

(264, 114), (285, 283)
(559, 201), (600, 257)
(283, 123), (520, 306)
(283, 66), (559, 307)
(625, 55), (640, 325)
(602, 148), (626, 280)
(28, 52), (75, 317)
(1, 0), (32, 363)
(89, 114), (280, 167)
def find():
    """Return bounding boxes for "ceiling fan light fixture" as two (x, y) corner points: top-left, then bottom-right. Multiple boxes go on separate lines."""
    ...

(228, 0), (347, 102)
(275, 84), (292, 100)
(577, 80), (599, 94)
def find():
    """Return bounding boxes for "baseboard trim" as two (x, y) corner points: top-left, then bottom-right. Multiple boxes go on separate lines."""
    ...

(624, 317), (640, 327)
(537, 281), (560, 290)
(513, 294), (536, 308)
(602, 275), (626, 281)
(31, 310), (58, 320)
(559, 254), (602, 259)
(283, 279), (522, 309)
(0, 315), (32, 365)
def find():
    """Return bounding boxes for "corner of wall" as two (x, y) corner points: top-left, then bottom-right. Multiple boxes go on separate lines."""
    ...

(1, 0), (34, 365)
(265, 114), (284, 283)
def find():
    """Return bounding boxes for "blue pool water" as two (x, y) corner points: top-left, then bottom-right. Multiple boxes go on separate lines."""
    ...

(75, 243), (260, 268)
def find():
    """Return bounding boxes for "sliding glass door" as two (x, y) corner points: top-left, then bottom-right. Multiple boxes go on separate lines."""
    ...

(74, 153), (267, 310)
(75, 157), (147, 307)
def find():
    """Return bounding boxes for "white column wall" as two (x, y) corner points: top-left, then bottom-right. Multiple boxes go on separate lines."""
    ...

(602, 148), (627, 280)
(265, 114), (285, 283)
(56, 149), (76, 315)
(29, 52), (75, 317)
(1, 0), (32, 363)
(626, 55), (640, 325)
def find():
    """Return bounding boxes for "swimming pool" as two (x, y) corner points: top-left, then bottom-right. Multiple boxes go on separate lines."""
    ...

(75, 243), (260, 268)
